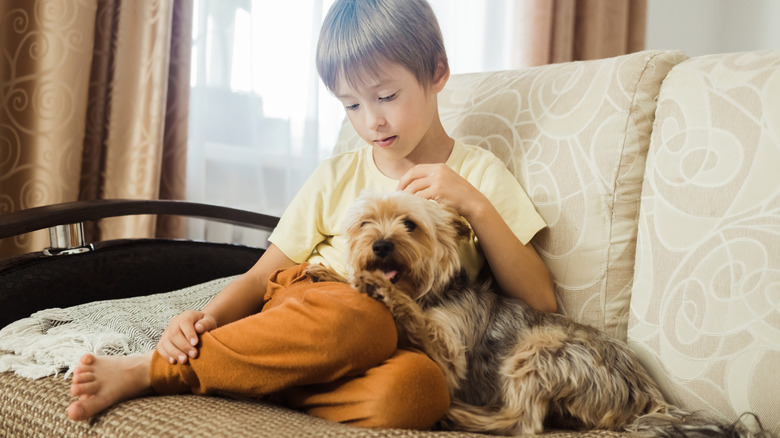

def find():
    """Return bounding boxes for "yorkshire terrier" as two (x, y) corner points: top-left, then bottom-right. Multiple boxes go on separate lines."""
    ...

(306, 191), (769, 437)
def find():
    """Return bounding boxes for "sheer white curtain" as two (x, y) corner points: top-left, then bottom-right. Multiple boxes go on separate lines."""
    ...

(186, 0), (518, 245)
(430, 0), (518, 72)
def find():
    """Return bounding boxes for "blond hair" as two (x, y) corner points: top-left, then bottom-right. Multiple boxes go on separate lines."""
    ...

(316, 0), (448, 93)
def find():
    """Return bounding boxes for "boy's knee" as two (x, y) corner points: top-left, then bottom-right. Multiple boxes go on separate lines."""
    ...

(365, 350), (450, 430)
(310, 286), (397, 365)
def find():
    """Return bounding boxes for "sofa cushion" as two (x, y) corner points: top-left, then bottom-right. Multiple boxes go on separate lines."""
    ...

(334, 50), (686, 339)
(628, 51), (780, 433)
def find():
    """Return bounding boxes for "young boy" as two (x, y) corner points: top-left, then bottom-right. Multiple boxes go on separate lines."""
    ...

(67, 0), (555, 429)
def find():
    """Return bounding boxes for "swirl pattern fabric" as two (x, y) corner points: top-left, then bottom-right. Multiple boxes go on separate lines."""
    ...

(0, 0), (191, 258)
(334, 50), (687, 339)
(628, 51), (780, 433)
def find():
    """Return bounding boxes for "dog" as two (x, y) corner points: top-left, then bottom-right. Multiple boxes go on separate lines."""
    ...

(306, 191), (770, 437)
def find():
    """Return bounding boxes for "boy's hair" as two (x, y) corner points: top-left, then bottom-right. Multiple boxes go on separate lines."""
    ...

(316, 0), (448, 93)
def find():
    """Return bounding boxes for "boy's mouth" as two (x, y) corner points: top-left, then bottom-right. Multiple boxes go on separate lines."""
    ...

(374, 136), (397, 148)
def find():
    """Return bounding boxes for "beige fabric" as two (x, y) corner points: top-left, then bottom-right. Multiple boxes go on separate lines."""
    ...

(0, 276), (233, 379)
(334, 50), (687, 339)
(0, 372), (633, 437)
(0, 1), (96, 255)
(628, 51), (780, 434)
(0, 0), (191, 258)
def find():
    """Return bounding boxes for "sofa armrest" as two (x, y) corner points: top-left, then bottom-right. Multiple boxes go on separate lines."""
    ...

(0, 200), (279, 328)
(0, 199), (279, 240)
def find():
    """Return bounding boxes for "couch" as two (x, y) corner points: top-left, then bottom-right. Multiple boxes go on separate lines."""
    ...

(1, 49), (778, 437)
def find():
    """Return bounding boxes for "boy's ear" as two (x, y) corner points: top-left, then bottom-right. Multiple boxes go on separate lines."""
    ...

(431, 59), (449, 93)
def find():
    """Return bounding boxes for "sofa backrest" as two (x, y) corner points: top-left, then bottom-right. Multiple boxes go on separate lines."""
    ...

(628, 51), (780, 431)
(334, 50), (687, 340)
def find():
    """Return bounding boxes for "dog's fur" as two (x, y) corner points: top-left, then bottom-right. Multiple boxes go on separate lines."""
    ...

(306, 191), (770, 437)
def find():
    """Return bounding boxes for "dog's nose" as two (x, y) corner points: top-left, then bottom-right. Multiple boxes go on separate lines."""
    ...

(372, 240), (394, 258)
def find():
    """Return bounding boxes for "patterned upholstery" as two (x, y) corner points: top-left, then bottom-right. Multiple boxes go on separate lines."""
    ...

(628, 51), (780, 432)
(335, 50), (780, 435)
(334, 50), (688, 339)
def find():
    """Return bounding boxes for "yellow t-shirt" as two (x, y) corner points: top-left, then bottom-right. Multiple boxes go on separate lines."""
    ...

(268, 141), (546, 279)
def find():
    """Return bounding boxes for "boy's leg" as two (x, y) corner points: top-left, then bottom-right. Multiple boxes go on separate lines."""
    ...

(278, 349), (451, 430)
(150, 264), (398, 397)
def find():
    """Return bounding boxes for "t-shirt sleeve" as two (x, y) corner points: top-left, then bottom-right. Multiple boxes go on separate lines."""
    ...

(478, 157), (547, 245)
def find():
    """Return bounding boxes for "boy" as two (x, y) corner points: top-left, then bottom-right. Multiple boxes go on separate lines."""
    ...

(67, 0), (555, 429)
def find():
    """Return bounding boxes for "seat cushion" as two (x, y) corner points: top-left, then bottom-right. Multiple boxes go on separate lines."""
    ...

(0, 368), (634, 437)
(334, 50), (686, 339)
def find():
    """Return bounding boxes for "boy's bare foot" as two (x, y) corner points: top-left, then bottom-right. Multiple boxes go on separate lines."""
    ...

(67, 351), (154, 421)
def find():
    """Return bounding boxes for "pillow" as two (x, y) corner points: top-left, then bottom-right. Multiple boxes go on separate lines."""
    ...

(628, 51), (780, 432)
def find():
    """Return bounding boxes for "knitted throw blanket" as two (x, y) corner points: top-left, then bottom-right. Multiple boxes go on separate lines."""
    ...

(0, 276), (237, 379)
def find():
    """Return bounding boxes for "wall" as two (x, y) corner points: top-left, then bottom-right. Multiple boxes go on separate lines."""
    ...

(646, 0), (780, 56)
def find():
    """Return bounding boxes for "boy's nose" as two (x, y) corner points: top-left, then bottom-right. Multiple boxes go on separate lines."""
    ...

(365, 108), (386, 130)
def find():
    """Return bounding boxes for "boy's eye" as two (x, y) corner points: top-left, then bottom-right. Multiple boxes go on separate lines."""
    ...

(345, 103), (359, 111)
(379, 93), (397, 103)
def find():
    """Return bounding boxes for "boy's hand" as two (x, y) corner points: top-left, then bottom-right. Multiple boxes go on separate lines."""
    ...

(156, 310), (217, 364)
(397, 163), (485, 219)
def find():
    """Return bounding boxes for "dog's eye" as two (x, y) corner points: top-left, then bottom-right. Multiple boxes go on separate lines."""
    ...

(402, 219), (417, 232)
(360, 221), (370, 228)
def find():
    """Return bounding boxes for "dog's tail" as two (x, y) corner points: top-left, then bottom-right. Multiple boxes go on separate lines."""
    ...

(629, 406), (775, 438)
(440, 401), (534, 435)
(442, 400), (776, 438)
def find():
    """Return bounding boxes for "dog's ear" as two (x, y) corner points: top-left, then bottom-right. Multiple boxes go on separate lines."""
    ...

(436, 203), (471, 241)
(342, 193), (370, 234)
(451, 216), (471, 241)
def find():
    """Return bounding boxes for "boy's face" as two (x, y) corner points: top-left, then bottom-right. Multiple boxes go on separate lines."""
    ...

(334, 61), (447, 164)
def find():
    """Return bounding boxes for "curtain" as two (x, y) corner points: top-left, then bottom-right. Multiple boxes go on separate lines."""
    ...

(0, 0), (192, 258)
(513, 0), (647, 67)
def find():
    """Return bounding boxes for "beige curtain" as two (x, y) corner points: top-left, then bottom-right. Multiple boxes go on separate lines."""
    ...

(513, 0), (647, 67)
(0, 0), (193, 258)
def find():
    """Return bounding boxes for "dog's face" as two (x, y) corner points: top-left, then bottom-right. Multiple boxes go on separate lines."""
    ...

(343, 191), (470, 299)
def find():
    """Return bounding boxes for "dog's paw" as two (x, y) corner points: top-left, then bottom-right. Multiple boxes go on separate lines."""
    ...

(354, 271), (392, 302)
(304, 264), (345, 283)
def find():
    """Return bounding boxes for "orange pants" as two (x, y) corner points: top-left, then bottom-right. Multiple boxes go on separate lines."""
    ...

(150, 264), (450, 429)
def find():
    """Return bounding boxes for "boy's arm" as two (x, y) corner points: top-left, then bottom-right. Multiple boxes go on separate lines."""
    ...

(464, 196), (556, 313)
(201, 244), (297, 326)
(157, 244), (297, 364)
(398, 163), (556, 313)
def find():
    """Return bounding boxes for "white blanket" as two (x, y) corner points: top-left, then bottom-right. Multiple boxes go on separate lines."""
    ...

(0, 276), (237, 379)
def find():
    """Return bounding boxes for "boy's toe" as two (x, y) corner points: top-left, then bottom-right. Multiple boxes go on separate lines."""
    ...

(72, 370), (95, 383)
(67, 401), (89, 421)
(68, 395), (110, 421)
(79, 353), (96, 365)
(70, 380), (99, 397)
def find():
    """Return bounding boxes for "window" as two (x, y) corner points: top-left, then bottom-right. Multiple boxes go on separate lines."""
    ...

(186, 0), (517, 245)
